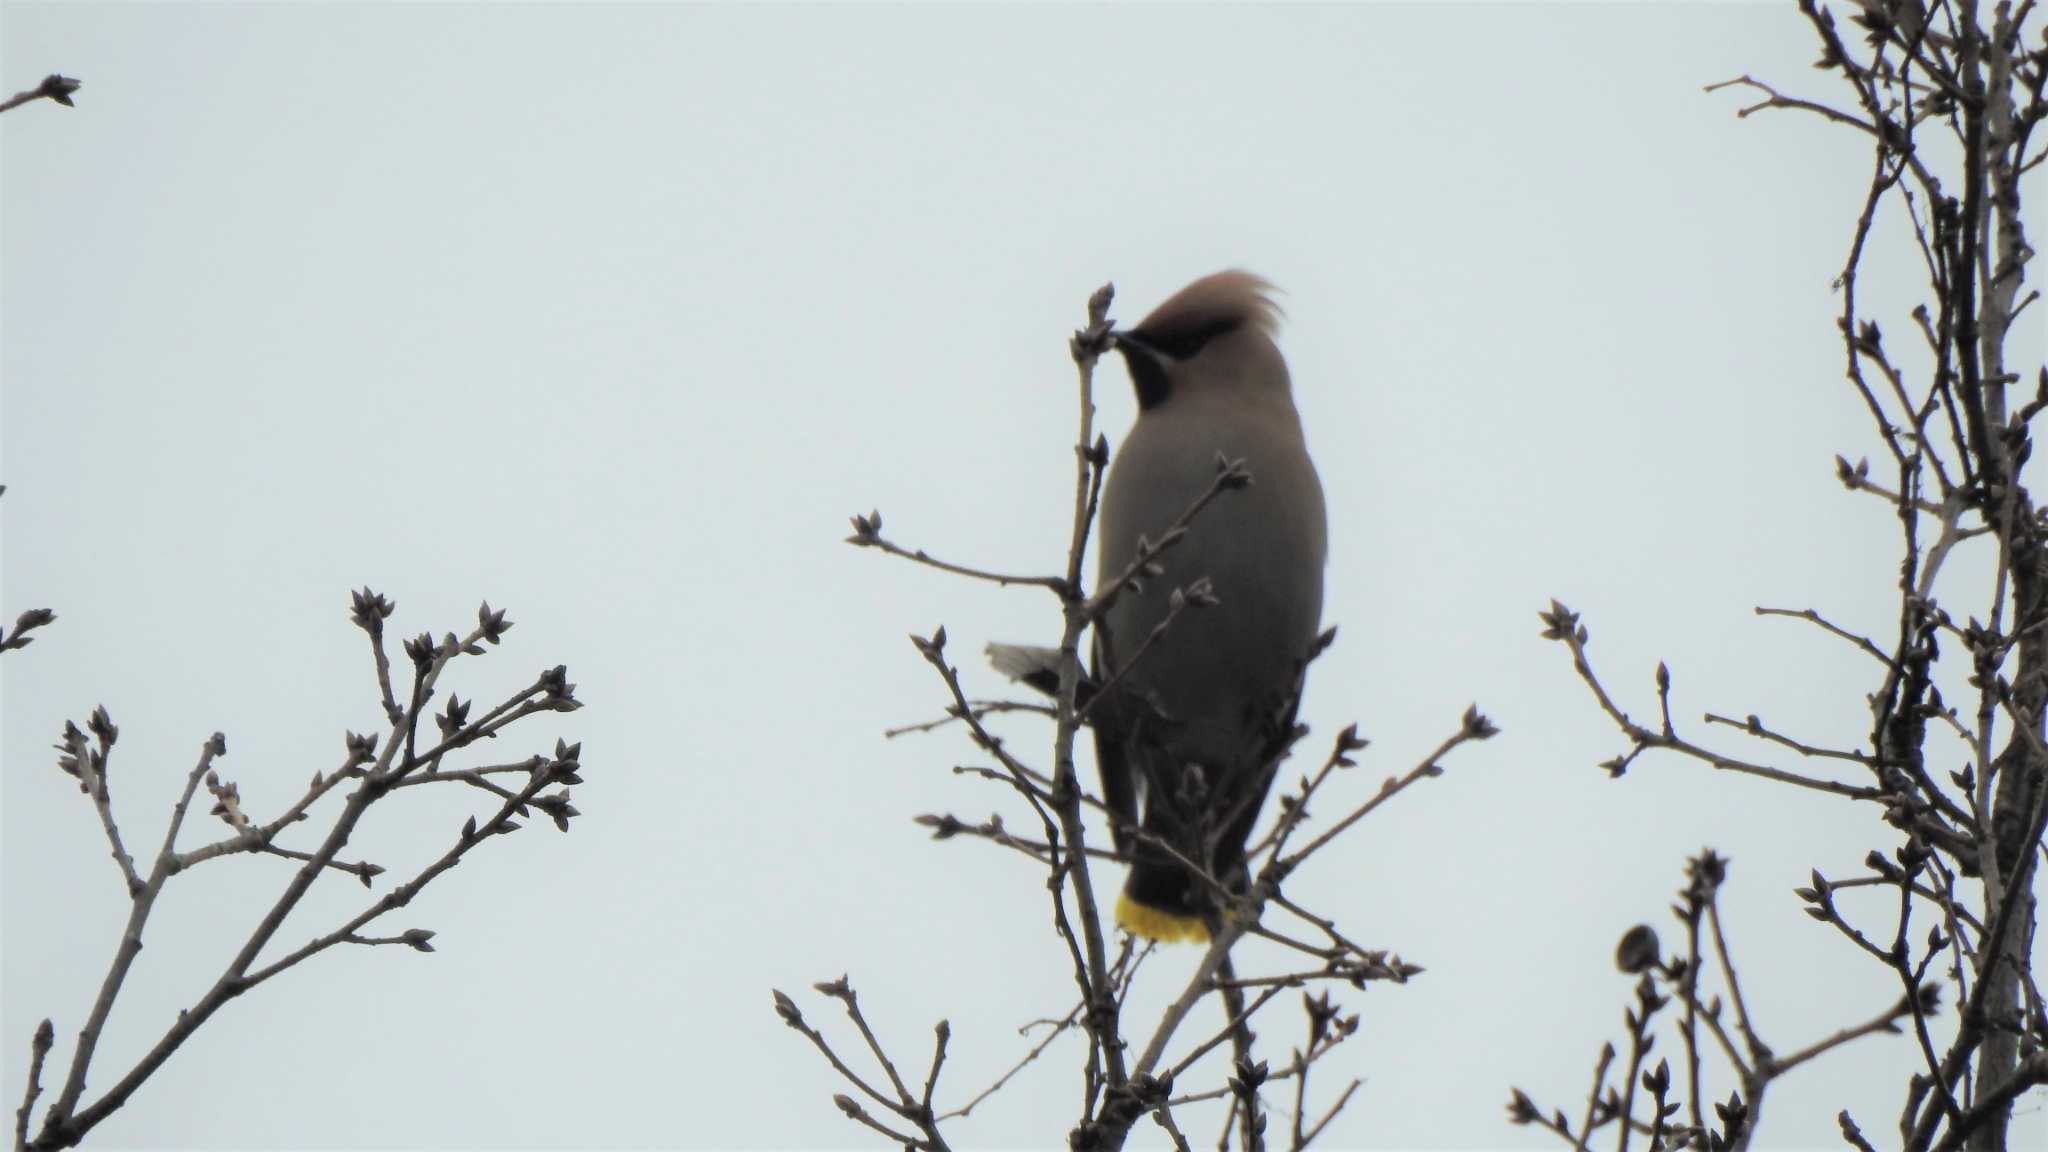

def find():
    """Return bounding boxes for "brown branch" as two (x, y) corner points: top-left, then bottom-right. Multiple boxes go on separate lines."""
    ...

(1160, 984), (1289, 1086)
(1076, 576), (1216, 724)
(1706, 73), (1880, 132)
(1575, 1043), (1615, 1152)
(41, 735), (223, 1136)
(1836, 461), (1948, 513)
(28, 602), (579, 1151)
(1765, 994), (1917, 1077)
(0, 608), (57, 655)
(775, 990), (904, 1117)
(1278, 710), (1494, 872)
(1161, 1027), (1356, 1109)
(237, 764), (561, 992)
(12, 1021), (52, 1152)
(1930, 1050), (2048, 1151)
(1129, 715), (1476, 1085)
(884, 699), (1056, 739)
(845, 515), (1069, 595)
(938, 1000), (1083, 1121)
(1706, 900), (1771, 1070)
(773, 985), (954, 1152)
(817, 978), (915, 1106)
(351, 589), (404, 726)
(1755, 605), (1897, 666)
(1152, 1102), (1194, 1152)
(915, 811), (1127, 864)
(1839, 1109), (1882, 1152)
(1294, 1077), (1359, 1151)
(1132, 910), (1260, 1081)
(1046, 288), (1131, 1109)
(0, 75), (79, 115)
(1543, 601), (1887, 802)
(1257, 723), (1367, 872)
(1701, 711), (1876, 766)
(1079, 456), (1252, 628)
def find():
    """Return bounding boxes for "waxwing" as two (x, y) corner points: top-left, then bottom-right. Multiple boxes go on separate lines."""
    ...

(1090, 270), (1328, 942)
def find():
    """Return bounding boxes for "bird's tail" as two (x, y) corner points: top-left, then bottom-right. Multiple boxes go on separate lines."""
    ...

(1114, 839), (1222, 944)
(984, 642), (1063, 691)
(1115, 888), (1211, 944)
(984, 641), (1101, 710)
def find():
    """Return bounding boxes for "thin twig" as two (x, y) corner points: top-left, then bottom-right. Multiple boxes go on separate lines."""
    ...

(0, 74), (79, 114)
(939, 1001), (1083, 1121)
(13, 1021), (52, 1152)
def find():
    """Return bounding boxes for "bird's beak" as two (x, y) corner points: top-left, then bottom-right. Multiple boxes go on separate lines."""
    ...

(1110, 330), (1162, 364)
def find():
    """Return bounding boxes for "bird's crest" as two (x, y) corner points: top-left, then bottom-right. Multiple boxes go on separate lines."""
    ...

(1130, 270), (1284, 346)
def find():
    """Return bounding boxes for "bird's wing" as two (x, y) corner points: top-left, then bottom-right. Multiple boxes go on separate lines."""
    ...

(1212, 643), (1318, 873)
(1090, 622), (1139, 854)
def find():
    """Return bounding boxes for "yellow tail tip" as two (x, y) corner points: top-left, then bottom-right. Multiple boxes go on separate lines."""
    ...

(1116, 892), (1210, 944)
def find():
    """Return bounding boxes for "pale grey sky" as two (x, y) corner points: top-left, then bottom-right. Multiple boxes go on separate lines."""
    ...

(4, 2), (2041, 1149)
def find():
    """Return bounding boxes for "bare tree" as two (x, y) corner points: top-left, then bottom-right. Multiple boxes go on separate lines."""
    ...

(9, 589), (587, 1152)
(5, 79), (590, 1151)
(776, 284), (1495, 1151)
(1515, 3), (2046, 1148)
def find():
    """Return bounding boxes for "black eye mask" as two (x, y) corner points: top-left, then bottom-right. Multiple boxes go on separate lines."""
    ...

(1138, 316), (1242, 360)
(1116, 317), (1244, 410)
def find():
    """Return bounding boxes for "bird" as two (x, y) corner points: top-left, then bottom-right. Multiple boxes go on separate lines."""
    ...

(1086, 270), (1327, 943)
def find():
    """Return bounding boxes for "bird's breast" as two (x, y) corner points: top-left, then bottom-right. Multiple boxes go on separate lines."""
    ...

(1095, 402), (1326, 766)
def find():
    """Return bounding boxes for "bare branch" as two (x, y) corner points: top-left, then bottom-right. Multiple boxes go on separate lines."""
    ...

(0, 74), (79, 115)
(13, 1021), (52, 1152)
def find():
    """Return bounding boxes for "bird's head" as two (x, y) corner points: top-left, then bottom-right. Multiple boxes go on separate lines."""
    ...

(1113, 270), (1289, 411)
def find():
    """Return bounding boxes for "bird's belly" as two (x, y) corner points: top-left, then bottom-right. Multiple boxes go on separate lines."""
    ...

(1101, 490), (1322, 769)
